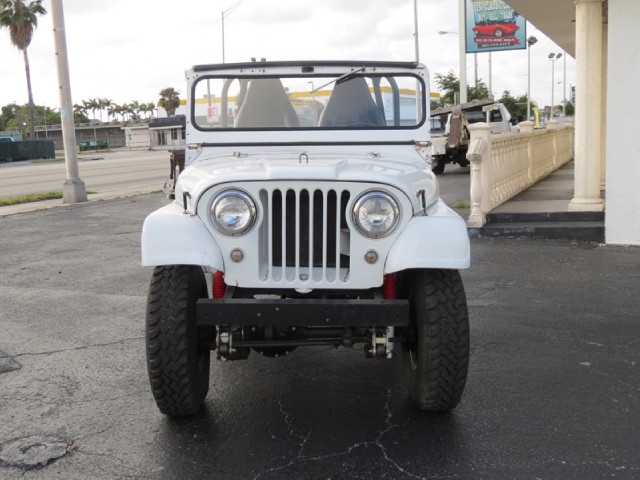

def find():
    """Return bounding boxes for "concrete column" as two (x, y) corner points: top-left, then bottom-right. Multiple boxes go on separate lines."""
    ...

(518, 121), (535, 183)
(564, 118), (576, 158)
(467, 123), (492, 227)
(518, 121), (535, 135)
(600, 21), (608, 188)
(547, 120), (560, 168)
(569, 0), (604, 212)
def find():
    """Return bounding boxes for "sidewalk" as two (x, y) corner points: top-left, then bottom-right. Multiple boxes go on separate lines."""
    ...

(469, 161), (605, 242)
(0, 186), (162, 217)
(2, 156), (604, 241)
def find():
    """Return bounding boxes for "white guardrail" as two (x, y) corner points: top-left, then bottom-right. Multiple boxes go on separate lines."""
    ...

(466, 119), (575, 227)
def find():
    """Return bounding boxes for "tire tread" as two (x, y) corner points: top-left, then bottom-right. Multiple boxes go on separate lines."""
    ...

(146, 265), (210, 416)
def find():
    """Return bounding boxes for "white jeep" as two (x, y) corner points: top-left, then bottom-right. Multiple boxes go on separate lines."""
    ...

(141, 60), (471, 416)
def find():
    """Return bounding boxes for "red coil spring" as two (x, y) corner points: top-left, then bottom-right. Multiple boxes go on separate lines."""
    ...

(382, 274), (396, 299)
(212, 271), (226, 299)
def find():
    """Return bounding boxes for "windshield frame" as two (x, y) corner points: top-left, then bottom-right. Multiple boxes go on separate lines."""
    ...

(189, 71), (427, 133)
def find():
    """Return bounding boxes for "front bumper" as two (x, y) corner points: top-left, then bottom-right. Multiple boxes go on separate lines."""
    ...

(196, 297), (409, 327)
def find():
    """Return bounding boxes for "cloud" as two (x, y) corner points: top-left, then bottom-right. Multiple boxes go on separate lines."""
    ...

(0, 0), (575, 109)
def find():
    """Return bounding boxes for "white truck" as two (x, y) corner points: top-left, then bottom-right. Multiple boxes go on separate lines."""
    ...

(141, 60), (470, 416)
(431, 99), (516, 174)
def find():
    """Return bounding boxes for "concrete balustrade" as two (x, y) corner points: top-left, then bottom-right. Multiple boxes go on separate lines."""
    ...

(466, 121), (575, 227)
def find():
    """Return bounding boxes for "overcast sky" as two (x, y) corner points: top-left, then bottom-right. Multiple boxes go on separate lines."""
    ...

(0, 0), (574, 111)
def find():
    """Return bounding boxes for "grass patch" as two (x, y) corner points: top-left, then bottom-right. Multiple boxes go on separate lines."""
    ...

(31, 158), (65, 164)
(0, 191), (63, 206)
(453, 201), (470, 209)
(0, 190), (97, 206)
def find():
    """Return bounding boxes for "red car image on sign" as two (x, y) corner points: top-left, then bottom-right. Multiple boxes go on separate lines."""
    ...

(472, 22), (519, 38)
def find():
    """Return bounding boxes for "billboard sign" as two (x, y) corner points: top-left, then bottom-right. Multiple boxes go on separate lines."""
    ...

(465, 0), (526, 53)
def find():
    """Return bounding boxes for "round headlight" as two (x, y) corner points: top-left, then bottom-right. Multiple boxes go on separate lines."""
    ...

(210, 189), (257, 236)
(352, 191), (400, 238)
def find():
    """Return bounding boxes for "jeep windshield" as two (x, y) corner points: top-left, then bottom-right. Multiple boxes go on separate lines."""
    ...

(191, 66), (426, 131)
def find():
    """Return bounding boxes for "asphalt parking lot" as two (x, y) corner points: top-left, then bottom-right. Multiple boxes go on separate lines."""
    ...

(0, 193), (639, 479)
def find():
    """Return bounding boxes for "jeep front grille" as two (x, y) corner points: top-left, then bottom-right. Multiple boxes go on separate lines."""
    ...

(260, 187), (351, 283)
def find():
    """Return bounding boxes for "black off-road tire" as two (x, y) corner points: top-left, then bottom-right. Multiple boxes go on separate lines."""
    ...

(146, 265), (212, 416)
(398, 269), (470, 411)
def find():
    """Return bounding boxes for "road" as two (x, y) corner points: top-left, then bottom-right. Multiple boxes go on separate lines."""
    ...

(0, 194), (638, 479)
(0, 149), (470, 218)
(0, 149), (168, 199)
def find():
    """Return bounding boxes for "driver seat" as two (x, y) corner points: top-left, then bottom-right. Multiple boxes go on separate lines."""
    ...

(318, 77), (385, 127)
(235, 79), (300, 128)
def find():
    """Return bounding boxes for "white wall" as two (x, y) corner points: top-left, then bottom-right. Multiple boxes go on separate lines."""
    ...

(123, 126), (151, 149)
(605, 0), (640, 245)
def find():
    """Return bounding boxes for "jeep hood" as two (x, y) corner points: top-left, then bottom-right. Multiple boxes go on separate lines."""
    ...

(176, 150), (439, 213)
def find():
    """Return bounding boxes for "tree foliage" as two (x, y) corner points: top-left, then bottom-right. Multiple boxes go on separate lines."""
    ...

(0, 0), (47, 138)
(434, 70), (491, 105)
(433, 71), (576, 123)
(71, 99), (156, 122)
(158, 88), (181, 117)
(433, 71), (459, 106)
(0, 98), (161, 133)
(497, 90), (528, 122)
(0, 103), (90, 133)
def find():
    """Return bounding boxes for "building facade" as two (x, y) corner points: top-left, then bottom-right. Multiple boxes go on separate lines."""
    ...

(505, 0), (638, 244)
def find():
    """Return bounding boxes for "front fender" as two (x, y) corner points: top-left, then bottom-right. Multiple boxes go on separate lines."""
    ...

(141, 202), (224, 270)
(385, 200), (470, 272)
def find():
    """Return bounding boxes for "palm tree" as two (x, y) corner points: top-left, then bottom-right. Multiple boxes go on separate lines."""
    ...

(0, 0), (47, 139)
(98, 98), (112, 122)
(81, 99), (94, 120)
(72, 103), (88, 124)
(107, 103), (119, 122)
(158, 87), (181, 117)
(89, 98), (100, 121)
(121, 103), (134, 121)
(127, 100), (141, 120)
(144, 102), (156, 119)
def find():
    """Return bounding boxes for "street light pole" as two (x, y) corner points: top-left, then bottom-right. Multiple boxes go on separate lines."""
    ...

(488, 52), (492, 96)
(474, 53), (478, 87)
(221, 0), (246, 63)
(413, 0), (419, 62)
(526, 36), (538, 122)
(438, 28), (469, 104)
(548, 52), (563, 120)
(221, 11), (225, 63)
(562, 51), (567, 116)
(51, 0), (87, 204)
(458, 0), (467, 103)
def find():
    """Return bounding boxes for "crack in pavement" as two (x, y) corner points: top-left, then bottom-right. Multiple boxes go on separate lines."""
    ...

(6, 337), (144, 360)
(253, 389), (424, 480)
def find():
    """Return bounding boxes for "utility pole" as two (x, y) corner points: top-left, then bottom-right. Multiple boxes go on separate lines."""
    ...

(488, 52), (492, 96)
(51, 0), (87, 203)
(562, 51), (567, 116)
(527, 36), (538, 122)
(458, 0), (467, 103)
(474, 53), (478, 87)
(222, 0), (246, 63)
(548, 52), (563, 120)
(413, 0), (420, 62)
